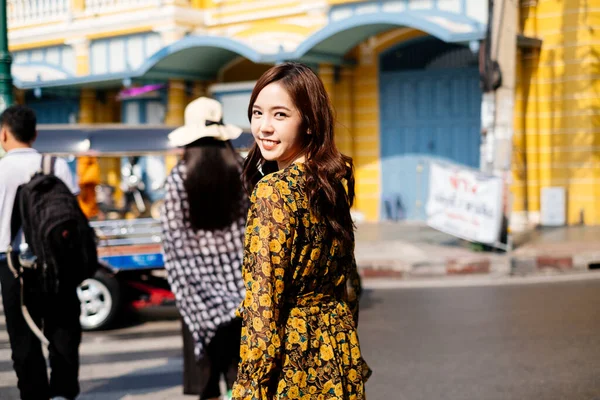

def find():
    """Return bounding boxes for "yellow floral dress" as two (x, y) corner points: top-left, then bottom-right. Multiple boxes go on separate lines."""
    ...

(232, 163), (371, 400)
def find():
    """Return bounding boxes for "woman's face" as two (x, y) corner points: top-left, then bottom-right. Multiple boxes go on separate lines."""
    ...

(251, 82), (305, 169)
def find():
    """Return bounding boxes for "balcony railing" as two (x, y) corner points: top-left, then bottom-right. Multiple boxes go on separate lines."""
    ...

(84, 0), (163, 14)
(8, 0), (70, 27)
(7, 0), (176, 28)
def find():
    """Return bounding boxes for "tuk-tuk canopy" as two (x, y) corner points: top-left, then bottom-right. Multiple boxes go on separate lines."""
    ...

(34, 124), (254, 155)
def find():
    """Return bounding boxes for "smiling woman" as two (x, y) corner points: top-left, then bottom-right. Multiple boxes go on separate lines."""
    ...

(250, 82), (305, 170)
(243, 62), (355, 245)
(233, 63), (371, 400)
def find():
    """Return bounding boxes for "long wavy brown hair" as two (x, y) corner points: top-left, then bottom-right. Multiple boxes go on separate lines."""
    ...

(242, 62), (355, 245)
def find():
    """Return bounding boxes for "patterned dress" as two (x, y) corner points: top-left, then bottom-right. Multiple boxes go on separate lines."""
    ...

(232, 163), (371, 400)
(161, 161), (247, 359)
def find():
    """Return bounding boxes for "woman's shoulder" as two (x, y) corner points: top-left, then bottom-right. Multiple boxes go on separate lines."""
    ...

(254, 164), (302, 191)
(251, 164), (303, 205)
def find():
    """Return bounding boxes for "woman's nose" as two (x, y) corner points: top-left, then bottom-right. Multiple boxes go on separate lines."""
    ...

(260, 117), (274, 133)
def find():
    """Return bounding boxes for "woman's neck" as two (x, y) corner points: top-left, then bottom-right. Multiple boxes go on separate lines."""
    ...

(277, 153), (306, 170)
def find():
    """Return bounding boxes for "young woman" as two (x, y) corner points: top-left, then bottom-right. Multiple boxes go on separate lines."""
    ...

(161, 97), (247, 400)
(232, 63), (371, 400)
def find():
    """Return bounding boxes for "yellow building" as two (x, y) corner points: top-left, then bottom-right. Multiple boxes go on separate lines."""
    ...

(7, 0), (598, 227)
(512, 0), (600, 227)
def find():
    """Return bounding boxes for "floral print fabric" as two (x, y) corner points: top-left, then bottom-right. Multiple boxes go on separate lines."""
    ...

(232, 163), (371, 400)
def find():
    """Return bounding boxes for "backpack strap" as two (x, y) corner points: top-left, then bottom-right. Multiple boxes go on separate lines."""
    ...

(6, 251), (49, 346)
(19, 274), (49, 346)
(9, 187), (22, 248)
(10, 155), (57, 248)
(41, 155), (56, 175)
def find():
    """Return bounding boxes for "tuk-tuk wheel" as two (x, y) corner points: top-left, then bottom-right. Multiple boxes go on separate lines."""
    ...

(77, 270), (121, 330)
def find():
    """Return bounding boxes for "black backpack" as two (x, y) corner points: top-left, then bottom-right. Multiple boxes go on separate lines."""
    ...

(10, 155), (98, 295)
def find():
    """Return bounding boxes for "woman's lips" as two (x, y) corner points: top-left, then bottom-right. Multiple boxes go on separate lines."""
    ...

(260, 138), (279, 151)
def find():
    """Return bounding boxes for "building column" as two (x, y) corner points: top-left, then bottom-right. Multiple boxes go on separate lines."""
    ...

(79, 88), (95, 123)
(351, 44), (381, 222)
(78, 86), (100, 218)
(165, 79), (186, 126)
(71, 0), (85, 12)
(68, 38), (90, 76)
(94, 92), (107, 123)
(105, 90), (120, 122)
(94, 89), (121, 208)
(167, 79), (193, 174)
(91, 90), (120, 123)
(510, 47), (529, 230)
(189, 81), (208, 103)
(524, 47), (542, 225)
(319, 64), (335, 105)
(335, 67), (354, 158)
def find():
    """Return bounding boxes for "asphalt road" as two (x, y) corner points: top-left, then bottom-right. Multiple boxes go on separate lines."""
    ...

(0, 277), (599, 399)
(359, 278), (600, 400)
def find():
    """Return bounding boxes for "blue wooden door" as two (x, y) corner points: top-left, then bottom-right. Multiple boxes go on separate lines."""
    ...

(28, 99), (79, 124)
(380, 67), (481, 221)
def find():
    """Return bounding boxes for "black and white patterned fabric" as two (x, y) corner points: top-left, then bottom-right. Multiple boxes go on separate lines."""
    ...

(161, 161), (246, 359)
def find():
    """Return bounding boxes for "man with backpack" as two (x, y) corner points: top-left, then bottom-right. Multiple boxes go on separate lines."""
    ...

(0, 105), (88, 400)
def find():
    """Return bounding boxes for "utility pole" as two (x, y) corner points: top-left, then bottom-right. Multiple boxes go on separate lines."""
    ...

(481, 0), (518, 174)
(490, 0), (517, 177)
(480, 0), (518, 250)
(0, 0), (13, 113)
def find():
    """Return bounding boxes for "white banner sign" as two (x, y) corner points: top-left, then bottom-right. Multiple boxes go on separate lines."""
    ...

(426, 163), (503, 244)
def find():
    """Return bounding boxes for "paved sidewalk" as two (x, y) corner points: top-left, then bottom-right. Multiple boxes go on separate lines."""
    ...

(354, 222), (600, 280)
(510, 226), (600, 275)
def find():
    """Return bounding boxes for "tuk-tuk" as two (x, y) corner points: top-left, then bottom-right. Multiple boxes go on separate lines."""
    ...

(34, 124), (252, 330)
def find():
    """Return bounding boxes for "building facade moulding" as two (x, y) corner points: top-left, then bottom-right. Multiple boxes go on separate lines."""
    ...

(273, 1), (487, 64)
(14, 35), (263, 90)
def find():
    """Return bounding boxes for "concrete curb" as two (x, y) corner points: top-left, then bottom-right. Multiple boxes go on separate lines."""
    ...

(358, 251), (600, 280)
(509, 254), (596, 276)
(363, 270), (600, 290)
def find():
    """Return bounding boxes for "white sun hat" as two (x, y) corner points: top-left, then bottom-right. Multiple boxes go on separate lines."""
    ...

(168, 97), (243, 147)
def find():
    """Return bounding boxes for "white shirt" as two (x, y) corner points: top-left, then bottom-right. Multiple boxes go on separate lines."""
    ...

(0, 148), (78, 252)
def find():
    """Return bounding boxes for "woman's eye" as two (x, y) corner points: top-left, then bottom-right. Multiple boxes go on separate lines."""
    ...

(275, 112), (287, 118)
(252, 110), (262, 116)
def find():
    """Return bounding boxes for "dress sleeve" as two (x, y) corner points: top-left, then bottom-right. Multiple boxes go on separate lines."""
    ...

(346, 252), (362, 326)
(233, 179), (295, 400)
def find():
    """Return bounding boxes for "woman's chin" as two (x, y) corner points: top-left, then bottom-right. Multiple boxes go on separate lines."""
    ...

(258, 150), (278, 162)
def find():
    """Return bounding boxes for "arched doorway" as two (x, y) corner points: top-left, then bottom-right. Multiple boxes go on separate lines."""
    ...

(379, 36), (482, 221)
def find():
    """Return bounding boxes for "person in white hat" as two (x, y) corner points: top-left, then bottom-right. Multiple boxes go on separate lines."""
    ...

(161, 97), (247, 400)
(167, 97), (244, 147)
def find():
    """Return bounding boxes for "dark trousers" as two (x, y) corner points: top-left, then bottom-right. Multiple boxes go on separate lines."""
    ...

(182, 318), (242, 400)
(0, 258), (82, 400)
